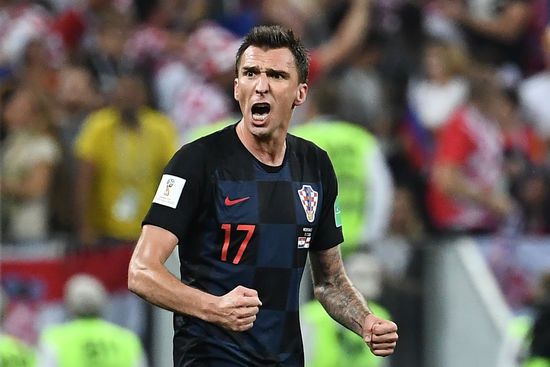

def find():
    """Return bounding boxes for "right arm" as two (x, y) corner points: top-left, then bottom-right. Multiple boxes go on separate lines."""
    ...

(128, 224), (261, 331)
(432, 163), (513, 217)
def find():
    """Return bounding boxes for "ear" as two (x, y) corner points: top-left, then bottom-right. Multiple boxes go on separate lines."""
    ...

(293, 83), (308, 107)
(233, 78), (239, 101)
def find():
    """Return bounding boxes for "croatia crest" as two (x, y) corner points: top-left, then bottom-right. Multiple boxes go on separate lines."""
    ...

(298, 185), (318, 223)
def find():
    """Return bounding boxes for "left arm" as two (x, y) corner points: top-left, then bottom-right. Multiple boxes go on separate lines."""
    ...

(462, 1), (530, 42)
(442, 0), (530, 42)
(309, 246), (398, 356)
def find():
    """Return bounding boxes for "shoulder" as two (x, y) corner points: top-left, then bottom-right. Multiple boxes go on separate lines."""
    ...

(292, 121), (374, 152)
(100, 320), (140, 340)
(78, 108), (118, 140)
(141, 108), (175, 128)
(168, 124), (234, 168)
(287, 133), (336, 177)
(40, 323), (70, 343)
(84, 107), (118, 127)
(287, 132), (329, 159)
(182, 124), (232, 153)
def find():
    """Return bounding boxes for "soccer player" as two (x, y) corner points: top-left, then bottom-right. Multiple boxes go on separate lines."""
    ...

(128, 25), (398, 366)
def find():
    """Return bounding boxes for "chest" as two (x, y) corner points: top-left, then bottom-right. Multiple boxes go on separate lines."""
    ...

(205, 161), (324, 267)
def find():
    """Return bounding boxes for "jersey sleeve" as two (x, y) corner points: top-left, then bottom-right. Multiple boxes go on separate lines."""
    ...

(142, 142), (208, 243)
(310, 150), (344, 251)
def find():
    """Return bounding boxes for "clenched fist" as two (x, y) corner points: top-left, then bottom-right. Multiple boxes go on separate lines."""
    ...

(362, 313), (398, 357)
(211, 286), (262, 332)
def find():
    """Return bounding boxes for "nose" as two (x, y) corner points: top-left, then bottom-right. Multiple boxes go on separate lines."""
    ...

(255, 73), (269, 94)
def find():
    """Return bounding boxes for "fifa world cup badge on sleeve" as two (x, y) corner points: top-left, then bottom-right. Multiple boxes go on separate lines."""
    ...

(298, 185), (318, 223)
(153, 174), (186, 208)
(334, 197), (342, 227)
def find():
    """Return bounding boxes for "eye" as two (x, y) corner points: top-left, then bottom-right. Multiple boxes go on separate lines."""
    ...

(245, 70), (255, 78)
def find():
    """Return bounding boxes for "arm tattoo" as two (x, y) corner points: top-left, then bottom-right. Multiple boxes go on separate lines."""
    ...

(309, 247), (371, 336)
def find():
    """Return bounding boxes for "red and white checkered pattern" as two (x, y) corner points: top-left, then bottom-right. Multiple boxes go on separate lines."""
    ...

(298, 185), (318, 223)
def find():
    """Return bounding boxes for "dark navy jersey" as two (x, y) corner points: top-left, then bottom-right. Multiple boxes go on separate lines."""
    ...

(143, 124), (344, 367)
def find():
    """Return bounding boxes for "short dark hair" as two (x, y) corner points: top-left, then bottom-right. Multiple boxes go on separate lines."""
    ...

(235, 25), (309, 83)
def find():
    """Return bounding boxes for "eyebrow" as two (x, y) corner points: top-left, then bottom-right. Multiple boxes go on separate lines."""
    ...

(242, 66), (290, 79)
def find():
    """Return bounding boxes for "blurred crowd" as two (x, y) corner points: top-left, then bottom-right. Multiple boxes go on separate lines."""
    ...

(1, 0), (550, 365)
(2, 0), (550, 246)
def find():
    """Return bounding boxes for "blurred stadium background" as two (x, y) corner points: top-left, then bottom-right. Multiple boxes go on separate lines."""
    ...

(1, 0), (550, 366)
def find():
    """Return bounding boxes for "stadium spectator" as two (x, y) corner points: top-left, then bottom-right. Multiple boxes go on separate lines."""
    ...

(74, 71), (177, 248)
(50, 65), (103, 236)
(1, 85), (61, 243)
(403, 37), (469, 172)
(427, 70), (516, 234)
(407, 37), (469, 132)
(38, 274), (147, 367)
(162, 21), (241, 142)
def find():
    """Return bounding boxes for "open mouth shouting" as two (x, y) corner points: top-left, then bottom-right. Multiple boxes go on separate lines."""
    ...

(251, 102), (271, 123)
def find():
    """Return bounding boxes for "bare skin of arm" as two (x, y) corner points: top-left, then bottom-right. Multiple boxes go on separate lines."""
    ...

(314, 0), (371, 72)
(442, 0), (530, 42)
(310, 246), (398, 356)
(128, 224), (261, 332)
(432, 163), (513, 217)
(2, 161), (54, 199)
(462, 2), (530, 42)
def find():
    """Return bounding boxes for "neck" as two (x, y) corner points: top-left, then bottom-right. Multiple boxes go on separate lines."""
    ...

(236, 121), (287, 166)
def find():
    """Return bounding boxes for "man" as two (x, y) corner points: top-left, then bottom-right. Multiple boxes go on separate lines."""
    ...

(38, 274), (147, 367)
(74, 72), (177, 247)
(427, 70), (515, 234)
(128, 25), (398, 366)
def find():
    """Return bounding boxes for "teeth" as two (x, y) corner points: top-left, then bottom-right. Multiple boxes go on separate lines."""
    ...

(252, 113), (267, 121)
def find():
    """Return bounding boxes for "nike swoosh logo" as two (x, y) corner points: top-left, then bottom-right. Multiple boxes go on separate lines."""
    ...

(224, 196), (250, 206)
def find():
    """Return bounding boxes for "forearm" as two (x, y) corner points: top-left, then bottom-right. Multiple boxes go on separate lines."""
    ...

(310, 247), (372, 336)
(3, 163), (53, 200)
(434, 164), (487, 205)
(128, 255), (216, 322)
(460, 3), (529, 42)
(312, 247), (399, 356)
(316, 0), (369, 71)
(314, 272), (371, 335)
